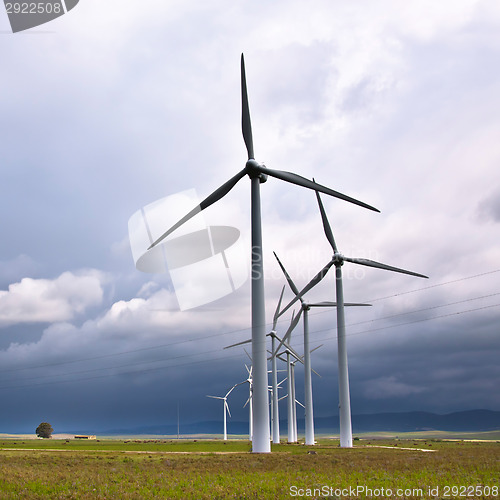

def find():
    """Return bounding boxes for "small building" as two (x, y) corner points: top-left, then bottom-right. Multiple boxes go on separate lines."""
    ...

(74, 435), (96, 440)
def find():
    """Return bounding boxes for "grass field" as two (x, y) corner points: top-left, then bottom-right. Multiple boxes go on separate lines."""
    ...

(0, 437), (498, 499)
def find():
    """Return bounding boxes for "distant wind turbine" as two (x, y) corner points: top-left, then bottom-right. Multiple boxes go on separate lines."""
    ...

(147, 54), (379, 453)
(207, 383), (240, 441)
(279, 189), (428, 448)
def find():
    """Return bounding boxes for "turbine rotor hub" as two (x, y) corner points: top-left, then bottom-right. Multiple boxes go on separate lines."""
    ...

(333, 252), (344, 266)
(246, 159), (268, 183)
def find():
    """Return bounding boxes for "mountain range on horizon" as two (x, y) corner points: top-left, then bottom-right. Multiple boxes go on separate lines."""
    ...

(90, 409), (499, 437)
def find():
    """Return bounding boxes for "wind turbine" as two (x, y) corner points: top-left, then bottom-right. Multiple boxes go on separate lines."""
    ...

(207, 383), (239, 441)
(147, 54), (379, 453)
(279, 190), (428, 448)
(273, 251), (371, 445)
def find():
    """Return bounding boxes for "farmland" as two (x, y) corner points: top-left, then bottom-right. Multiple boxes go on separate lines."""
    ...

(0, 437), (498, 499)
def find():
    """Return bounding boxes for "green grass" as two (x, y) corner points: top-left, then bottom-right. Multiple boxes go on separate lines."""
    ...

(0, 438), (498, 499)
(0, 438), (253, 453)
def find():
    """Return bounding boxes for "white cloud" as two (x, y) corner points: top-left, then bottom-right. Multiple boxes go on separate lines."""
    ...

(0, 270), (105, 327)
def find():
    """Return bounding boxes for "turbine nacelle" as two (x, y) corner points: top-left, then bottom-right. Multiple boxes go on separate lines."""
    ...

(245, 159), (268, 183)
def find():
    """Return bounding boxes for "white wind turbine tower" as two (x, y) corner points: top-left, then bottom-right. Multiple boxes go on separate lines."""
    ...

(279, 190), (428, 448)
(277, 348), (296, 443)
(269, 287), (284, 444)
(147, 55), (378, 453)
(276, 348), (306, 443)
(273, 252), (370, 445)
(207, 383), (239, 441)
(275, 311), (302, 443)
(241, 364), (253, 442)
(268, 376), (286, 443)
(290, 356), (298, 442)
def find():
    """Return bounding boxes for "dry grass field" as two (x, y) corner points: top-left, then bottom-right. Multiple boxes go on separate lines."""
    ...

(0, 438), (498, 499)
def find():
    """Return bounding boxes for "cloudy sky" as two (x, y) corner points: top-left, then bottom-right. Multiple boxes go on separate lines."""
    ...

(1, 0), (499, 435)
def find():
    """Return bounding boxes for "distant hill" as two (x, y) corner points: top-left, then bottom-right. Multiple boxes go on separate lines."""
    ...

(97, 409), (499, 436)
(348, 409), (498, 432)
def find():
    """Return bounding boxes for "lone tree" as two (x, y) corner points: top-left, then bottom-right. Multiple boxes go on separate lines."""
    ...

(36, 422), (53, 439)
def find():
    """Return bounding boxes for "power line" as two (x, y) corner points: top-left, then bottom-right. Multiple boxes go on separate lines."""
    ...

(342, 292), (500, 329)
(365, 269), (500, 303)
(0, 323), (253, 374)
(309, 302), (500, 344)
(1, 298), (498, 391)
(0, 350), (245, 391)
(4, 268), (498, 375)
(1, 269), (498, 376)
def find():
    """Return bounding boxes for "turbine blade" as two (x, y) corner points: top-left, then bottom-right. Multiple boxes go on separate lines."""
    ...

(241, 54), (254, 160)
(225, 401), (232, 418)
(272, 285), (286, 330)
(274, 308), (303, 355)
(269, 332), (285, 359)
(252, 165), (379, 212)
(207, 395), (224, 400)
(199, 169), (248, 211)
(274, 334), (303, 363)
(342, 256), (428, 278)
(310, 344), (323, 354)
(307, 301), (372, 307)
(312, 368), (322, 378)
(308, 301), (338, 307)
(277, 378), (287, 387)
(148, 168), (247, 249)
(223, 338), (251, 350)
(315, 189), (338, 252)
(285, 346), (304, 364)
(226, 385), (237, 397)
(273, 252), (300, 297)
(278, 259), (336, 317)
